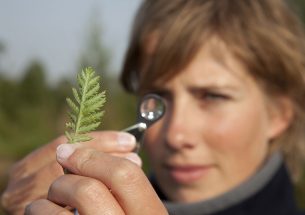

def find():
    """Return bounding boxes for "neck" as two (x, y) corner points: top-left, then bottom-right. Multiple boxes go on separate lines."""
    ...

(151, 152), (301, 215)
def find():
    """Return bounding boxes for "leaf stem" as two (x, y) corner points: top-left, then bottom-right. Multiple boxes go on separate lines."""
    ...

(74, 71), (90, 141)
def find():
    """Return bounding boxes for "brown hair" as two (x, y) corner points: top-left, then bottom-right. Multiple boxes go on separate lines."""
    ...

(120, 0), (305, 181)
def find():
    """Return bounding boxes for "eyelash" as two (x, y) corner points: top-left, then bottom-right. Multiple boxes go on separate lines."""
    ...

(195, 91), (229, 102)
(144, 90), (229, 106)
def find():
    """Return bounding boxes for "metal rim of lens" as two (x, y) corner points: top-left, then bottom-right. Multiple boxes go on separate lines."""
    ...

(140, 94), (165, 122)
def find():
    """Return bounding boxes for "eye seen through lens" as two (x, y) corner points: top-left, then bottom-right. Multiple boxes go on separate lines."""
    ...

(140, 95), (165, 122)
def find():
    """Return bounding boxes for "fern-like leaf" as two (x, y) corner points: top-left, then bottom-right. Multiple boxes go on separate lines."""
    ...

(65, 67), (106, 143)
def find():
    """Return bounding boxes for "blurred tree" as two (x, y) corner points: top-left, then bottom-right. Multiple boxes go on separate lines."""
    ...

(78, 11), (111, 78)
(0, 12), (137, 215)
(19, 61), (49, 105)
(0, 63), (50, 158)
(290, 0), (305, 23)
(52, 79), (73, 133)
(77, 12), (137, 131)
(1, 3), (305, 214)
(0, 61), (74, 214)
(0, 60), (73, 159)
(0, 42), (4, 71)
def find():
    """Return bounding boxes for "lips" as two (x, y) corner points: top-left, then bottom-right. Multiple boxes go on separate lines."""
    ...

(165, 164), (213, 184)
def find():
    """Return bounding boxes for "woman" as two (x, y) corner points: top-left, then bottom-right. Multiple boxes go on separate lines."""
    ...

(3, 0), (305, 214)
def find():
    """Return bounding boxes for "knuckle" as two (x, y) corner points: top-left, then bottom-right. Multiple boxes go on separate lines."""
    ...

(48, 175), (65, 197)
(71, 148), (97, 173)
(9, 159), (29, 179)
(49, 161), (64, 176)
(74, 178), (105, 204)
(1, 191), (10, 210)
(112, 159), (141, 184)
(24, 203), (33, 215)
(25, 199), (47, 215)
(1, 177), (36, 213)
(34, 162), (62, 183)
(8, 161), (20, 177)
(45, 161), (63, 176)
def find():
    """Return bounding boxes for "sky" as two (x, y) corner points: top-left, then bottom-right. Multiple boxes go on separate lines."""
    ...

(0, 0), (142, 83)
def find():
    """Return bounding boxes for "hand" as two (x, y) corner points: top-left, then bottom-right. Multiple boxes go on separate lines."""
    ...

(1, 131), (137, 215)
(25, 144), (168, 215)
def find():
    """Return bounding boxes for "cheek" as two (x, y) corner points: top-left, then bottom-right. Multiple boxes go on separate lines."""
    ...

(207, 102), (270, 170)
(143, 123), (164, 160)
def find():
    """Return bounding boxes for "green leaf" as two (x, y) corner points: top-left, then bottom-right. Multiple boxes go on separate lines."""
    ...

(65, 67), (106, 144)
(66, 122), (75, 130)
(84, 92), (105, 107)
(84, 100), (105, 114)
(85, 84), (100, 100)
(77, 74), (85, 91)
(88, 76), (100, 88)
(65, 131), (73, 143)
(72, 88), (80, 104)
(66, 98), (79, 114)
(68, 111), (77, 123)
(79, 122), (101, 133)
(73, 134), (92, 142)
(80, 111), (104, 127)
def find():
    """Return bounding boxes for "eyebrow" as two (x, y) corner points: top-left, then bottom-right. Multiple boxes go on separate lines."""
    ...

(186, 83), (240, 92)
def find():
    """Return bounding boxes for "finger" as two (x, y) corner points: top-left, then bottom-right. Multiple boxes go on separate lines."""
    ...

(9, 135), (66, 179)
(10, 131), (135, 180)
(25, 199), (72, 215)
(81, 131), (136, 153)
(48, 174), (125, 215)
(56, 144), (167, 215)
(1, 160), (63, 214)
(2, 132), (135, 215)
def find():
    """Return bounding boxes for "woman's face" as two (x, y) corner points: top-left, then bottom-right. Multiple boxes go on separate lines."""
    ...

(143, 39), (290, 202)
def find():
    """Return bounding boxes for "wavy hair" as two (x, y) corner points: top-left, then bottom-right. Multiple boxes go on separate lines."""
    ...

(120, 0), (305, 181)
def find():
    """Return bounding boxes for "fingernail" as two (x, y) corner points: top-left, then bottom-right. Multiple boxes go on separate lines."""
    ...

(125, 153), (142, 166)
(56, 144), (76, 162)
(117, 132), (136, 148)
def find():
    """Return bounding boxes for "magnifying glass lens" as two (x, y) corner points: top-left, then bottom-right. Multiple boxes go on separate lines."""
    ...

(140, 96), (165, 121)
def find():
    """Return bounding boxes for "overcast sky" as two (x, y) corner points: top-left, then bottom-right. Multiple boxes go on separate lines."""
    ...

(0, 0), (142, 83)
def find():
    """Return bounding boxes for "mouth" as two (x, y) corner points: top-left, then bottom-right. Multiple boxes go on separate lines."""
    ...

(164, 164), (214, 184)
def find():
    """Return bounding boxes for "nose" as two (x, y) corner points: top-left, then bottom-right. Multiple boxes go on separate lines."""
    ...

(163, 99), (198, 151)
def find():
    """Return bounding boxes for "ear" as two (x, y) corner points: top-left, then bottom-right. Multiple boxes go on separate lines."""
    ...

(267, 96), (294, 140)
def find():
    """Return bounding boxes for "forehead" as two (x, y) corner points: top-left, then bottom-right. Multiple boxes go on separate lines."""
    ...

(140, 35), (252, 90)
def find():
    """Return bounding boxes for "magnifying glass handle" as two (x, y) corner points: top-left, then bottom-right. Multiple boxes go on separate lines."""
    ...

(122, 122), (147, 153)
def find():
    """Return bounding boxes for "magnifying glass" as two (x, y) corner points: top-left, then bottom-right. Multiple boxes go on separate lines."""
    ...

(123, 93), (166, 153)
(74, 94), (165, 215)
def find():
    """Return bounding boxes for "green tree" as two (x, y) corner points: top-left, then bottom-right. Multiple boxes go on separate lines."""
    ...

(79, 11), (111, 77)
(19, 61), (49, 105)
(0, 60), (72, 159)
(291, 0), (305, 23)
(0, 42), (4, 72)
(77, 11), (137, 131)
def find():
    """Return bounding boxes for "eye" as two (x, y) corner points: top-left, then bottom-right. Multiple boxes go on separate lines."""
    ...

(194, 90), (229, 102)
(205, 92), (228, 100)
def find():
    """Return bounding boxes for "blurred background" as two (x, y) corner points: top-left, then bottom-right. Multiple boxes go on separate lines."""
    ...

(0, 0), (305, 214)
